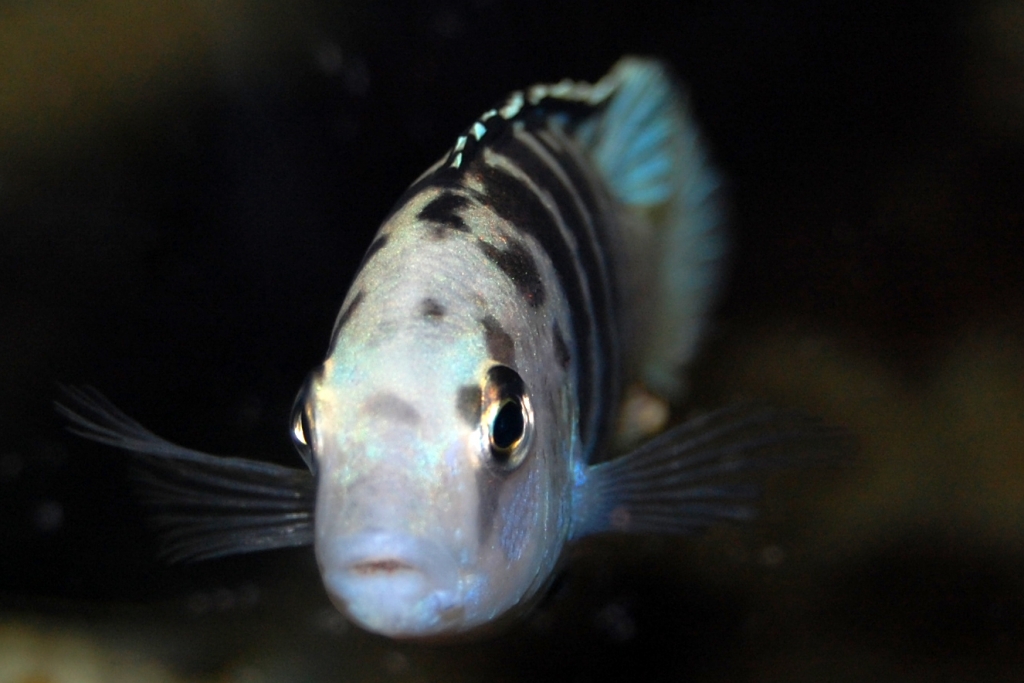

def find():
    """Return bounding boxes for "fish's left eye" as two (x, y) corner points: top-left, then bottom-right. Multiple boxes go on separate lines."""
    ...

(290, 382), (318, 476)
(482, 365), (532, 470)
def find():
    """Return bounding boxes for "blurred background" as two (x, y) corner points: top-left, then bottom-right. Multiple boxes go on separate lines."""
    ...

(1, 0), (1023, 681)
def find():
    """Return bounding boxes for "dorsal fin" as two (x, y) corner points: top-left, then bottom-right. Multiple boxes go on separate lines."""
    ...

(441, 73), (615, 171)
(438, 58), (725, 400)
(573, 57), (726, 399)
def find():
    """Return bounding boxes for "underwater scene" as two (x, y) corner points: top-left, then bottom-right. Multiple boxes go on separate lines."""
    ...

(2, 0), (1023, 680)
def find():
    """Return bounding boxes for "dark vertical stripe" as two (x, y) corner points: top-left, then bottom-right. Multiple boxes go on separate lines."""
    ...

(328, 289), (364, 355)
(379, 166), (466, 228)
(361, 111), (622, 460)
(489, 131), (620, 457)
(534, 127), (620, 313)
(418, 193), (471, 237)
(531, 125), (624, 442)
(476, 469), (501, 546)
(456, 384), (482, 427)
(480, 315), (516, 365)
(361, 234), (389, 266)
(350, 234), (389, 283)
(478, 240), (546, 308)
(553, 321), (571, 370)
(471, 160), (599, 453)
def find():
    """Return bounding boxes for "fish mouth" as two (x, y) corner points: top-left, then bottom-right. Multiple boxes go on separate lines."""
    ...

(350, 558), (415, 574)
(318, 532), (464, 637)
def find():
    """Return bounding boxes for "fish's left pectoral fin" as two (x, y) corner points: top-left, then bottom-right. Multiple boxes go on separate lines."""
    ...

(571, 404), (853, 539)
(55, 385), (316, 562)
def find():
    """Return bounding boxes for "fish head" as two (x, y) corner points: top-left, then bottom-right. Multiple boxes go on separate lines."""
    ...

(292, 282), (573, 638)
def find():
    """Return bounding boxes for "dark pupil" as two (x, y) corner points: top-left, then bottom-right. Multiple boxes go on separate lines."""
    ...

(492, 399), (524, 451)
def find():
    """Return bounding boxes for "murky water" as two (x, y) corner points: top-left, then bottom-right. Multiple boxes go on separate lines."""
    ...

(2, 1), (1022, 680)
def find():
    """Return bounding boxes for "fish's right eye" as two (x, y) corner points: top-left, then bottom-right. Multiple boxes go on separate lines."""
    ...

(290, 386), (317, 476)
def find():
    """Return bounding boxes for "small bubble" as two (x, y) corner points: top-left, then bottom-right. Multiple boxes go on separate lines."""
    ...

(382, 651), (409, 675)
(760, 544), (786, 567)
(0, 452), (24, 481)
(234, 393), (263, 433)
(313, 608), (350, 635)
(33, 499), (64, 532)
(237, 582), (261, 607)
(187, 592), (212, 615)
(33, 439), (69, 470)
(528, 609), (554, 634)
(432, 7), (464, 39)
(232, 664), (267, 683)
(594, 601), (636, 643)
(798, 336), (824, 358)
(214, 587), (236, 611)
(831, 220), (857, 244)
(609, 505), (631, 531)
(316, 42), (344, 74)
(333, 115), (360, 140)
(343, 58), (370, 97)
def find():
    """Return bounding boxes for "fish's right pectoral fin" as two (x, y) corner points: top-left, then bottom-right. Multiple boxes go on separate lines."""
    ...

(55, 385), (316, 562)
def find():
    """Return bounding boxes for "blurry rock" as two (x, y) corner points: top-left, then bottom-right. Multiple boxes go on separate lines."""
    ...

(0, 620), (180, 683)
(969, 0), (1024, 139)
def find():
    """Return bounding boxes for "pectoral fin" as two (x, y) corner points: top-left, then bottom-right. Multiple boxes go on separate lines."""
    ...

(572, 404), (851, 539)
(56, 385), (315, 562)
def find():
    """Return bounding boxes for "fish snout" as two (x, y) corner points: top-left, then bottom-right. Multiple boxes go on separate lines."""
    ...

(319, 532), (465, 637)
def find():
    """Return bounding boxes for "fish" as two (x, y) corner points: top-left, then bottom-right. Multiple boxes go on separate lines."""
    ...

(56, 57), (847, 640)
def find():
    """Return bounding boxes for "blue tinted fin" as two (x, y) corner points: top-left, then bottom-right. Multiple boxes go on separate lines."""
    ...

(571, 405), (850, 539)
(575, 57), (726, 398)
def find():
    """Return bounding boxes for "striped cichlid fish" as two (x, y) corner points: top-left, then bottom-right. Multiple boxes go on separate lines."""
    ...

(58, 57), (845, 640)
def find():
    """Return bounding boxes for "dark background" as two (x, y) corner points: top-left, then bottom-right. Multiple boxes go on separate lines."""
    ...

(2, 0), (1023, 681)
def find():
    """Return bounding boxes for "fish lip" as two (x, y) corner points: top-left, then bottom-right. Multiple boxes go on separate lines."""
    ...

(324, 531), (460, 581)
(349, 558), (415, 574)
(319, 531), (464, 636)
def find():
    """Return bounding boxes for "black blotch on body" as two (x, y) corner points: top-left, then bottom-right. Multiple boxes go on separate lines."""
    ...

(418, 193), (471, 237)
(420, 298), (446, 320)
(484, 133), (621, 455)
(476, 468), (503, 547)
(472, 163), (598, 448)
(481, 315), (515, 365)
(379, 165), (466, 228)
(372, 135), (612, 458)
(478, 240), (546, 308)
(553, 321), (571, 370)
(362, 234), (389, 265)
(456, 385), (482, 427)
(363, 392), (421, 426)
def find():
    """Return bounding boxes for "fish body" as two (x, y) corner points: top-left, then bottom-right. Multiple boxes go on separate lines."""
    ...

(58, 58), (844, 640)
(297, 57), (727, 636)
